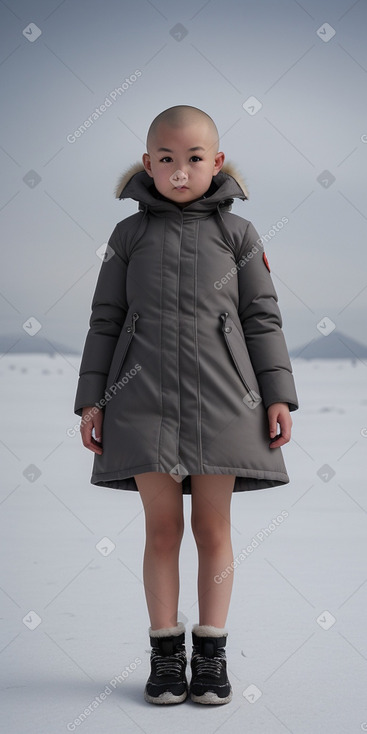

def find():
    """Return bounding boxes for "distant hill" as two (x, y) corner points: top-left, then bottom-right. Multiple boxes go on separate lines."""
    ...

(0, 333), (79, 356)
(290, 330), (367, 360)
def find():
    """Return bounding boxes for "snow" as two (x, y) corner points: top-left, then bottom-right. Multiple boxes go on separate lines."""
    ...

(0, 354), (366, 733)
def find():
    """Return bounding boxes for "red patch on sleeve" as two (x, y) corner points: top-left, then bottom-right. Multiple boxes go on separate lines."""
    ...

(263, 252), (271, 272)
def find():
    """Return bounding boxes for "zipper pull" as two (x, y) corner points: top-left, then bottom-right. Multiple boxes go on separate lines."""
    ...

(127, 312), (139, 333)
(220, 312), (231, 332)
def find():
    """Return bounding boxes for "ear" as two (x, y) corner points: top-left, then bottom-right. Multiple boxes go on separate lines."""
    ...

(142, 153), (154, 178)
(213, 151), (225, 176)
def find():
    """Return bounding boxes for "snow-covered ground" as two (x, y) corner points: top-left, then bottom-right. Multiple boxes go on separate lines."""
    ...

(0, 354), (366, 734)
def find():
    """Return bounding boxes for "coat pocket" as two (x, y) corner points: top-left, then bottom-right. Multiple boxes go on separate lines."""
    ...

(107, 312), (139, 388)
(219, 312), (262, 409)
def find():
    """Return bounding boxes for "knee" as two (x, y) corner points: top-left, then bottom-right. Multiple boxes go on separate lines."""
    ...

(146, 517), (184, 554)
(191, 517), (229, 551)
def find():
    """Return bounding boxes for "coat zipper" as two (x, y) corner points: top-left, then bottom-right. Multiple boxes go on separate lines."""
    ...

(219, 312), (257, 399)
(113, 312), (139, 383)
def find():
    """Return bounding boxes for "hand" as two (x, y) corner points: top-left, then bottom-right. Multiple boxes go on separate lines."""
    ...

(267, 402), (292, 449)
(80, 406), (103, 454)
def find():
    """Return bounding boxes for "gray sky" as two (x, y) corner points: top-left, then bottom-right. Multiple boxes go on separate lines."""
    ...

(1, 0), (366, 353)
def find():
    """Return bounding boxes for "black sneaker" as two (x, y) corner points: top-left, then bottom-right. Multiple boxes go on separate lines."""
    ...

(144, 623), (188, 704)
(189, 626), (233, 704)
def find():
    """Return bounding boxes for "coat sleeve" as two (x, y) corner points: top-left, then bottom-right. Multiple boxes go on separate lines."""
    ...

(236, 221), (299, 412)
(73, 223), (129, 417)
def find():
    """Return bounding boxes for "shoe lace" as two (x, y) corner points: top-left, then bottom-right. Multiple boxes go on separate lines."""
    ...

(193, 651), (224, 679)
(152, 649), (186, 678)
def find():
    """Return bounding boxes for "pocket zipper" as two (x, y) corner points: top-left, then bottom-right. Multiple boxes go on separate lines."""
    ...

(113, 312), (139, 383)
(219, 312), (257, 398)
(126, 312), (139, 334)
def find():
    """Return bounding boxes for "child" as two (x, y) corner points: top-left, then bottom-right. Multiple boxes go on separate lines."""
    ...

(74, 105), (299, 706)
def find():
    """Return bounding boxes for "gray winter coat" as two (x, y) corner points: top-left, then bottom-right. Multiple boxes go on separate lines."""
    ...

(74, 162), (299, 494)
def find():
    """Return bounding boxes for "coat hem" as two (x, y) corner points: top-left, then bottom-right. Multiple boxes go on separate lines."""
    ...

(90, 462), (290, 494)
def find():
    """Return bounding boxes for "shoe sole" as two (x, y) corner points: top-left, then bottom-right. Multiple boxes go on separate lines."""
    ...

(144, 688), (188, 705)
(190, 690), (233, 705)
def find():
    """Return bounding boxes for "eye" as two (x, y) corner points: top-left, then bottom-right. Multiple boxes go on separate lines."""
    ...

(160, 156), (173, 163)
(190, 156), (202, 162)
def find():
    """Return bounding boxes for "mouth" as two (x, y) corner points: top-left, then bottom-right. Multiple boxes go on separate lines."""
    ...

(175, 186), (188, 190)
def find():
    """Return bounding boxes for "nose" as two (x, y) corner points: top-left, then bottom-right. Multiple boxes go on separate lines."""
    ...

(169, 169), (189, 187)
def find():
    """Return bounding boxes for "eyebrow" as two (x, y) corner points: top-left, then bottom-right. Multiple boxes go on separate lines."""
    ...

(157, 146), (206, 152)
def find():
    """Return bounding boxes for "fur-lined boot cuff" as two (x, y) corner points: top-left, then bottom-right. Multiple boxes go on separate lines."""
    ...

(149, 621), (185, 638)
(192, 624), (228, 637)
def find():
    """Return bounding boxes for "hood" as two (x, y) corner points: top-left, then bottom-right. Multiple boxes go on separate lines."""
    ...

(113, 161), (249, 214)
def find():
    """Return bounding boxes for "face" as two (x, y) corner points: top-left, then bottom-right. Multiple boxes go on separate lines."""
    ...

(142, 122), (225, 206)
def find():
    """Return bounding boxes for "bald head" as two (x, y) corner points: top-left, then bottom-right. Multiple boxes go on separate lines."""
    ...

(142, 105), (225, 205)
(146, 105), (219, 155)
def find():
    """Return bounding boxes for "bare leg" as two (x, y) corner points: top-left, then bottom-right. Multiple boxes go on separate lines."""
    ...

(191, 474), (235, 627)
(134, 472), (184, 630)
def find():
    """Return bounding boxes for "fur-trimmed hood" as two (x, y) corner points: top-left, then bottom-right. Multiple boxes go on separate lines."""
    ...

(113, 160), (249, 212)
